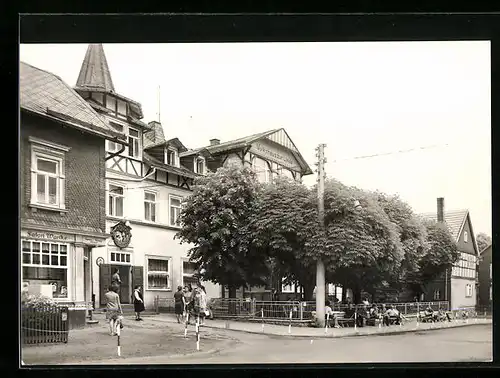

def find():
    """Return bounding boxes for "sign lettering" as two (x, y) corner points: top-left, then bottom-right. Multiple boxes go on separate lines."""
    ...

(25, 231), (72, 242)
(250, 141), (300, 170)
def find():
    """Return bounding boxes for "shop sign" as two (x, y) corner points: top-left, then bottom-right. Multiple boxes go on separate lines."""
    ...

(82, 237), (106, 247)
(250, 140), (300, 170)
(23, 230), (73, 242)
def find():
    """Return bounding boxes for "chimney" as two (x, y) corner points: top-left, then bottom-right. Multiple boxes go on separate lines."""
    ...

(437, 197), (445, 223)
(210, 138), (220, 146)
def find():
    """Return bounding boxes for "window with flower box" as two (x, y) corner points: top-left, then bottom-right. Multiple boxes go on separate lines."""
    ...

(146, 257), (171, 290)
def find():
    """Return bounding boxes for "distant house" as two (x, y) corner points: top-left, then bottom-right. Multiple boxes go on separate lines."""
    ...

(477, 244), (492, 310)
(420, 198), (480, 310)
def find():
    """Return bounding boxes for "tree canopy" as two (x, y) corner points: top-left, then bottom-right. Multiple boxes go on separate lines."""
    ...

(176, 164), (460, 302)
(476, 232), (492, 253)
(174, 164), (269, 297)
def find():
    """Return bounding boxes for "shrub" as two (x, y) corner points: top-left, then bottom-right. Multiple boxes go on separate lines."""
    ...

(22, 293), (61, 331)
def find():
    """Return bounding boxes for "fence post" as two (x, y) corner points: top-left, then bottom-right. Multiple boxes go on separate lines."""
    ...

(251, 298), (256, 318)
(404, 303), (407, 316)
(299, 302), (304, 321)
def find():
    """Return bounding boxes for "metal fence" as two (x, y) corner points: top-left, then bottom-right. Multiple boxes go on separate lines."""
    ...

(154, 296), (453, 322)
(21, 305), (69, 345)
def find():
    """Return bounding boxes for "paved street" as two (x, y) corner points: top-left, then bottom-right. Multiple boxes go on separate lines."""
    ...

(74, 322), (491, 365)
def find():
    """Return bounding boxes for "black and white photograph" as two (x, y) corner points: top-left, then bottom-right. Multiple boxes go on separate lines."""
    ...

(19, 18), (492, 365)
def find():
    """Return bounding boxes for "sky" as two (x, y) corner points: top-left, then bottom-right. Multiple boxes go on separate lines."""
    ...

(19, 42), (491, 237)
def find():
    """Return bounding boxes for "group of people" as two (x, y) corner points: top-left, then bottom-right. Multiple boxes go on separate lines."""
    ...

(323, 300), (406, 328)
(103, 268), (146, 336)
(174, 284), (209, 325)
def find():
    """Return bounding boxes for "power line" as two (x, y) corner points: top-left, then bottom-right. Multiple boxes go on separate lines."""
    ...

(306, 142), (450, 168)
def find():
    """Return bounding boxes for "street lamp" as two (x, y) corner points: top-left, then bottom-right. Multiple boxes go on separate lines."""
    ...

(316, 199), (362, 327)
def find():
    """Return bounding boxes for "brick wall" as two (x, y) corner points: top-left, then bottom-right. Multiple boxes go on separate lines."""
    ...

(20, 112), (106, 234)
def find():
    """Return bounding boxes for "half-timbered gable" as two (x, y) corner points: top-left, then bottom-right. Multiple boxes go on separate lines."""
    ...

(419, 199), (480, 309)
(181, 128), (312, 184)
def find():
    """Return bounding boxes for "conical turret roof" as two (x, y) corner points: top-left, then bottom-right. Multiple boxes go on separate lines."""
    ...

(75, 44), (115, 92)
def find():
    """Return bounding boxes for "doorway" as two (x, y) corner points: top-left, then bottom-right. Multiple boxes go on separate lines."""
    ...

(111, 265), (131, 304)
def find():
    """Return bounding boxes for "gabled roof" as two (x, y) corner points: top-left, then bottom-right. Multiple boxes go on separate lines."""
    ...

(479, 244), (492, 256)
(420, 209), (479, 254)
(181, 128), (312, 175)
(76, 44), (115, 92)
(420, 209), (468, 241)
(20, 61), (125, 141)
(143, 151), (198, 179)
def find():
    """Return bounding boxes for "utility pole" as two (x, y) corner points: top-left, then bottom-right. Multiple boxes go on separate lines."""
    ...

(315, 143), (327, 327)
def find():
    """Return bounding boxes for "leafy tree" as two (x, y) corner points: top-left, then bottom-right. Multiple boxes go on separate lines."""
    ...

(411, 219), (460, 297)
(174, 164), (268, 298)
(248, 176), (319, 300)
(319, 180), (405, 304)
(373, 192), (428, 299)
(477, 232), (492, 253)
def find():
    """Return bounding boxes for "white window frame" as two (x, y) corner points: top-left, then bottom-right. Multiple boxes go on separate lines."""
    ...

(107, 122), (125, 153)
(252, 156), (271, 183)
(128, 127), (141, 159)
(169, 195), (183, 228)
(107, 182), (125, 218)
(195, 157), (205, 174)
(109, 250), (132, 265)
(181, 258), (197, 287)
(465, 284), (473, 298)
(464, 231), (468, 243)
(21, 239), (70, 301)
(166, 147), (178, 167)
(30, 137), (70, 210)
(146, 255), (171, 291)
(433, 289), (440, 300)
(144, 190), (157, 222)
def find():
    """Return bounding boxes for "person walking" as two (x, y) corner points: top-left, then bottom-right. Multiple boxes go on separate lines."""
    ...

(104, 286), (123, 336)
(195, 285), (208, 325)
(133, 285), (145, 321)
(174, 286), (185, 323)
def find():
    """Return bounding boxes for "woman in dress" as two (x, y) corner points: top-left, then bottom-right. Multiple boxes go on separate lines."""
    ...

(133, 285), (145, 321)
(174, 286), (185, 323)
(104, 286), (123, 336)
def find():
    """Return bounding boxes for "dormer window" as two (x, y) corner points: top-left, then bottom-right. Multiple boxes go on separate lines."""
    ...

(464, 231), (468, 243)
(166, 147), (178, 167)
(195, 157), (205, 174)
(105, 95), (127, 119)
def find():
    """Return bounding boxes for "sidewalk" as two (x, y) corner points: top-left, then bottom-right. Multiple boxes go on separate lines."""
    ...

(151, 313), (492, 339)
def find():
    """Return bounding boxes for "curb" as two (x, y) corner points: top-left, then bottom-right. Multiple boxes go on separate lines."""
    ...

(194, 320), (491, 340)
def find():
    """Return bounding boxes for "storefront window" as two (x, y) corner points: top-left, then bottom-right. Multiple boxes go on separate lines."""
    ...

(22, 240), (68, 299)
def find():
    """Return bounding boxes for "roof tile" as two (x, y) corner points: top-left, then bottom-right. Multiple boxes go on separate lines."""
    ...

(20, 62), (122, 139)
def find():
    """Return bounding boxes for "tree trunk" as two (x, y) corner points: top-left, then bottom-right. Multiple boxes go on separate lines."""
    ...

(228, 285), (237, 315)
(341, 285), (347, 303)
(353, 285), (362, 305)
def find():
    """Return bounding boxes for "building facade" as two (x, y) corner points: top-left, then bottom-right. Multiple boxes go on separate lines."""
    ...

(421, 198), (479, 309)
(478, 244), (492, 310)
(20, 62), (125, 327)
(73, 44), (220, 310)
